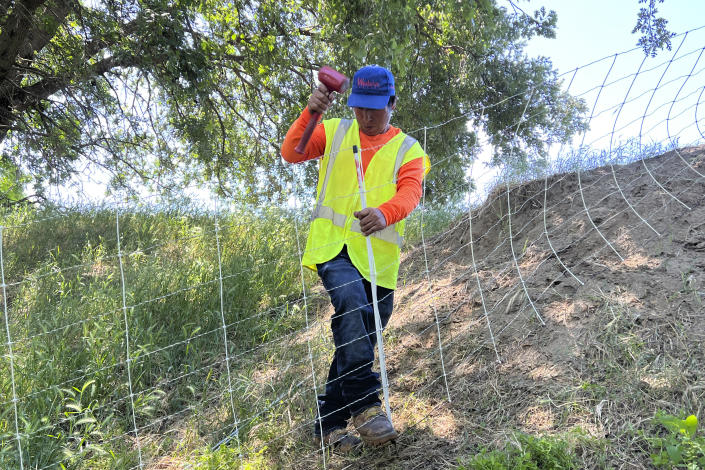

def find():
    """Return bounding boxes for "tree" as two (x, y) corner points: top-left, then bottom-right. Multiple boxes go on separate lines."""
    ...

(0, 157), (32, 204)
(633, 0), (676, 57)
(0, 0), (586, 205)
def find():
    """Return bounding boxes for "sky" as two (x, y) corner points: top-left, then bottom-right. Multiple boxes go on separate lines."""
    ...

(523, 0), (704, 73)
(521, 0), (705, 149)
(468, 0), (705, 198)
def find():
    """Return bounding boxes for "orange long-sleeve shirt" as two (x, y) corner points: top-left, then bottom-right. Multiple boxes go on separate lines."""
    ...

(280, 108), (426, 225)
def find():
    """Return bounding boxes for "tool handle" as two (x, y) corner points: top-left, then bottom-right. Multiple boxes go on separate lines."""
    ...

(294, 111), (321, 154)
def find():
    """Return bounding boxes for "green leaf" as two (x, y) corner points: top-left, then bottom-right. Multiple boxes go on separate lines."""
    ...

(666, 444), (682, 464)
(656, 413), (684, 433)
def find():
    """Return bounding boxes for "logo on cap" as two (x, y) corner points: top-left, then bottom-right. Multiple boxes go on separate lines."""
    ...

(357, 78), (381, 89)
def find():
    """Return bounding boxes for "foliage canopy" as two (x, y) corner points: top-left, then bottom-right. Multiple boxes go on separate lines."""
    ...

(0, 0), (667, 205)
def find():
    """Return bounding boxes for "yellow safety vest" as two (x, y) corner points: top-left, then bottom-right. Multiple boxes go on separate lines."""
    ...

(301, 118), (430, 289)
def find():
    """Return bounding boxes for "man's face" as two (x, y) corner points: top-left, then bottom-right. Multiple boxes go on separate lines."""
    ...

(353, 102), (395, 136)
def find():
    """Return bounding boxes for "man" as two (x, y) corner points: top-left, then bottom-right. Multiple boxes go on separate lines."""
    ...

(281, 65), (429, 452)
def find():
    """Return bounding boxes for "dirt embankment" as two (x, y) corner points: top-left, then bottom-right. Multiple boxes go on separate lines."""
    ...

(322, 146), (705, 469)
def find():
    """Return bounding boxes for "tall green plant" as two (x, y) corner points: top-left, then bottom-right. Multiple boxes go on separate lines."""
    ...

(0, 205), (313, 468)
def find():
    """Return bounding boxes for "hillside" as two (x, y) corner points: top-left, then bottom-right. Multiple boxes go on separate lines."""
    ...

(1, 146), (703, 470)
(312, 145), (705, 469)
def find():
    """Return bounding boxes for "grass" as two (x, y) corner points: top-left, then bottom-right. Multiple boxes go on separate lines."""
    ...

(0, 200), (461, 469)
(454, 413), (705, 470)
(453, 286), (705, 469)
(458, 432), (577, 469)
(404, 201), (466, 248)
(1, 139), (703, 469)
(0, 203), (321, 469)
(501, 138), (681, 185)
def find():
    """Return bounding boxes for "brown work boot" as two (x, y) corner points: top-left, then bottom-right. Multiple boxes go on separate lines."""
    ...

(352, 406), (398, 446)
(313, 428), (361, 454)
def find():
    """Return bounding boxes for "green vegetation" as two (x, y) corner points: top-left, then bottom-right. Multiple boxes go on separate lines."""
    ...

(456, 412), (705, 470)
(458, 433), (577, 470)
(0, 159), (27, 205)
(1, 0), (590, 206)
(0, 202), (459, 468)
(633, 0), (677, 56)
(404, 201), (466, 248)
(648, 413), (705, 469)
(0, 0), (675, 206)
(0, 204), (317, 468)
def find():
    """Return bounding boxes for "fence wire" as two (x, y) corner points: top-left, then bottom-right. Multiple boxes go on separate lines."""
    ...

(1, 25), (705, 470)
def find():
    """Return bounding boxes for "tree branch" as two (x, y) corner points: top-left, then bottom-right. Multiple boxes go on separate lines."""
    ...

(0, 0), (50, 77)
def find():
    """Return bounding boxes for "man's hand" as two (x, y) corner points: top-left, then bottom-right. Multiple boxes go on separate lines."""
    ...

(307, 83), (335, 115)
(354, 207), (387, 236)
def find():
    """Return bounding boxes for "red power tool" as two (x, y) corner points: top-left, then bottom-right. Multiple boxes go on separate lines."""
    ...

(295, 66), (350, 154)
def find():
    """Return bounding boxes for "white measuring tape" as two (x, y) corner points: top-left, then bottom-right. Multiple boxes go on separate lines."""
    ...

(352, 144), (392, 421)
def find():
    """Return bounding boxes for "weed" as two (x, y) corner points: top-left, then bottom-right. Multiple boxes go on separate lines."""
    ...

(458, 432), (577, 470)
(647, 412), (705, 469)
(0, 205), (315, 468)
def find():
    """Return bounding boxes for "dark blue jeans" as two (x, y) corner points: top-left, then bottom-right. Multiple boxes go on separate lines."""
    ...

(314, 246), (394, 435)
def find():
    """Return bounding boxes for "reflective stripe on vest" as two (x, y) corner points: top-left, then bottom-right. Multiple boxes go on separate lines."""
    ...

(311, 124), (415, 250)
(311, 119), (354, 222)
(312, 204), (403, 247)
(393, 135), (418, 184)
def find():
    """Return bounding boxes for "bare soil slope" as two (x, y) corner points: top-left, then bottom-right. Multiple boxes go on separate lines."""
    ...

(321, 145), (705, 469)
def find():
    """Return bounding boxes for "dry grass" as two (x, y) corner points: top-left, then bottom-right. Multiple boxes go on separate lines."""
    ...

(54, 147), (703, 469)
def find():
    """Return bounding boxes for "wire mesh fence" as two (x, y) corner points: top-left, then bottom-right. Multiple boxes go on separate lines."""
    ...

(1, 25), (705, 470)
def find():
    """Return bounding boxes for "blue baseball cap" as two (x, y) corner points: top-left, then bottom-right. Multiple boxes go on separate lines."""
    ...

(347, 65), (395, 110)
